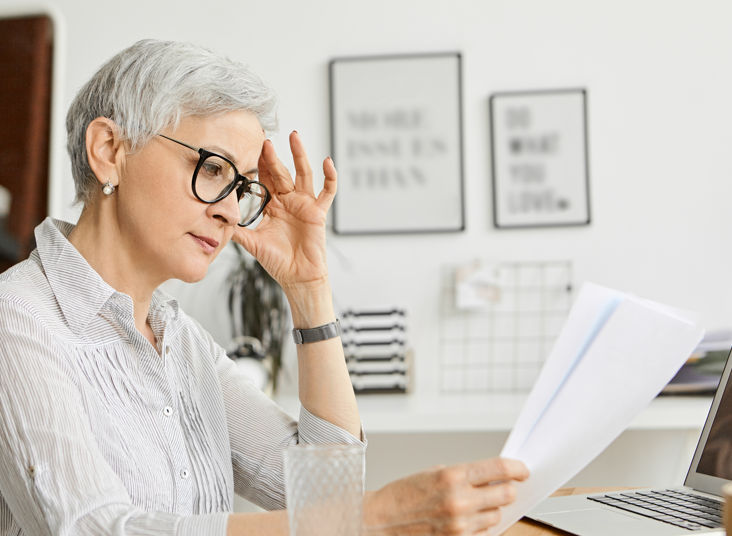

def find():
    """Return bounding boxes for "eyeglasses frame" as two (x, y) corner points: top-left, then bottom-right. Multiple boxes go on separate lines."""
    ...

(157, 133), (271, 227)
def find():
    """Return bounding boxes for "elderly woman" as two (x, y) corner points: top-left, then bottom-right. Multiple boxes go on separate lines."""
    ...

(0, 40), (528, 535)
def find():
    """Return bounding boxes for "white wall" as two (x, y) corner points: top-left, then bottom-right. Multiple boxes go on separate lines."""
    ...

(5, 0), (732, 393)
(5, 0), (732, 510)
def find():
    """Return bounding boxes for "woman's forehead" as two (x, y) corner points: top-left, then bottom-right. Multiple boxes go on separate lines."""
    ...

(175, 111), (265, 164)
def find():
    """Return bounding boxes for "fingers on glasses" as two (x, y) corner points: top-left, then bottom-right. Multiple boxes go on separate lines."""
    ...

(287, 132), (338, 206)
(317, 156), (337, 210)
(289, 131), (315, 197)
(258, 139), (295, 197)
(258, 134), (337, 206)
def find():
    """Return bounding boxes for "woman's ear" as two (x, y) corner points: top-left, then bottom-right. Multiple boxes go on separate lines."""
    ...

(85, 117), (125, 188)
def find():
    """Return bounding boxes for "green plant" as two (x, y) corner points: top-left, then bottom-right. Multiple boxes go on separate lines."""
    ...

(226, 243), (288, 393)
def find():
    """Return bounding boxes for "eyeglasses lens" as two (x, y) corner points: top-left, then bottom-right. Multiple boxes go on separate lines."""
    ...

(238, 182), (267, 225)
(195, 154), (266, 225)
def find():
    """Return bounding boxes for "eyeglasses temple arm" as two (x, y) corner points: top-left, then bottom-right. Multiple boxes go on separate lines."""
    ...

(158, 134), (201, 154)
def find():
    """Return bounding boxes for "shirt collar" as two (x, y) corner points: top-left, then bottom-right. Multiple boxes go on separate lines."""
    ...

(35, 217), (179, 336)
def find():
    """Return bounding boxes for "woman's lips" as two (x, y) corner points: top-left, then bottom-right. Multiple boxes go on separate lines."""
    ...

(189, 233), (219, 254)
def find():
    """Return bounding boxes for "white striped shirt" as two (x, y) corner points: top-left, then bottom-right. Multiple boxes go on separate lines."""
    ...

(0, 218), (364, 535)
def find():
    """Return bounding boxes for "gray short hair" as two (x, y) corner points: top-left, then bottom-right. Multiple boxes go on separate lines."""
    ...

(66, 39), (278, 205)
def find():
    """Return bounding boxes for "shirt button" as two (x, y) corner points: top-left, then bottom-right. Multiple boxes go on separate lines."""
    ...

(180, 468), (190, 479)
(163, 406), (173, 417)
(165, 345), (171, 356)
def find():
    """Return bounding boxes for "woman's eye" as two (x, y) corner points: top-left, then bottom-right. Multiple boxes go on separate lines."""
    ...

(202, 162), (222, 176)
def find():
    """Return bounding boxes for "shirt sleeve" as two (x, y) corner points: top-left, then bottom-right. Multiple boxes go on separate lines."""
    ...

(0, 298), (230, 536)
(213, 338), (366, 510)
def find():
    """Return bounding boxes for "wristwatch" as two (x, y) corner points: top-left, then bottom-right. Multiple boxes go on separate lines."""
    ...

(292, 319), (342, 344)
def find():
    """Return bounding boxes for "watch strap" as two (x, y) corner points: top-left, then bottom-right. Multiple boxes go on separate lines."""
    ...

(292, 319), (341, 344)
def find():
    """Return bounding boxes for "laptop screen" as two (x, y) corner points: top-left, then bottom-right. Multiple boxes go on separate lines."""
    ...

(696, 359), (732, 478)
(685, 347), (732, 493)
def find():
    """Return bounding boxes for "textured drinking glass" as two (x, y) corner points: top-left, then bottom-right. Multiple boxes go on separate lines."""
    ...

(284, 444), (365, 536)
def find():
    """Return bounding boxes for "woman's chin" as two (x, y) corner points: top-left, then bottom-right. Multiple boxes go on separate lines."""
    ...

(173, 263), (210, 284)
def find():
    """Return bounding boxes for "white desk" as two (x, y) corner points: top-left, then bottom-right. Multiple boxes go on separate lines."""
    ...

(275, 393), (712, 433)
(271, 393), (712, 491)
(235, 394), (712, 513)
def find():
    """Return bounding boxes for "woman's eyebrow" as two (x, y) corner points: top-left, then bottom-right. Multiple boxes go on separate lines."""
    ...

(207, 145), (238, 163)
(207, 145), (258, 175)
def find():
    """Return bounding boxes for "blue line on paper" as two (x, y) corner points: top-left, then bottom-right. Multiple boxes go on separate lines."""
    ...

(516, 296), (622, 450)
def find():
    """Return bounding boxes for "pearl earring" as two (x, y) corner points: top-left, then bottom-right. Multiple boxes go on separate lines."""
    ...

(102, 180), (115, 196)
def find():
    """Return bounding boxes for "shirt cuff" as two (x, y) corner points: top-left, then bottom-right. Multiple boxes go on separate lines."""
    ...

(119, 510), (229, 536)
(297, 406), (367, 446)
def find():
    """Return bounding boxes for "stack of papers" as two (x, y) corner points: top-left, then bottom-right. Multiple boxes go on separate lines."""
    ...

(493, 282), (705, 535)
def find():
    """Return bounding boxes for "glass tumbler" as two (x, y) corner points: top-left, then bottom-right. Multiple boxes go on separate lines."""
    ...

(283, 443), (365, 536)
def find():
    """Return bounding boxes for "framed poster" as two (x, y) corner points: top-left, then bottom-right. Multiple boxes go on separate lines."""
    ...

(329, 52), (465, 234)
(490, 88), (590, 228)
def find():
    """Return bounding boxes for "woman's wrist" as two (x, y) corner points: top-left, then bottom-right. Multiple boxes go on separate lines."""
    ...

(226, 510), (289, 535)
(362, 490), (391, 536)
(283, 278), (336, 329)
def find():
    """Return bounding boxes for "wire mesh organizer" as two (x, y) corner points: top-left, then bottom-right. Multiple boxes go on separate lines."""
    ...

(341, 309), (410, 394)
(439, 260), (573, 394)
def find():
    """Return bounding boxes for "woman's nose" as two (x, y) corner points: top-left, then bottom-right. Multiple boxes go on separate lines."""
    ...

(209, 187), (241, 225)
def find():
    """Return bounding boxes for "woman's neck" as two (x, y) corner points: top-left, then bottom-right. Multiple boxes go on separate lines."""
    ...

(68, 207), (159, 347)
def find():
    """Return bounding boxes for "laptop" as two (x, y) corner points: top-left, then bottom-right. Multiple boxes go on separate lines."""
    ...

(526, 347), (732, 535)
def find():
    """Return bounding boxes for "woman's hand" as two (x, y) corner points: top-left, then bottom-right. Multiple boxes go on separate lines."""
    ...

(233, 131), (335, 291)
(363, 458), (529, 535)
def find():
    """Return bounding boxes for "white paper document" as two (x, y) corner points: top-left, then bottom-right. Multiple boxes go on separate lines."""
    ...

(493, 282), (705, 535)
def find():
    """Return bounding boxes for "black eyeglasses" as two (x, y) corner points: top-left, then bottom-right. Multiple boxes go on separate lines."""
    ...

(158, 134), (271, 227)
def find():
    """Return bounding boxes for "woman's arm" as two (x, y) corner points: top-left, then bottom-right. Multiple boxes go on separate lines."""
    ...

(234, 132), (360, 438)
(226, 511), (288, 536)
(212, 329), (363, 509)
(224, 458), (529, 535)
(284, 281), (360, 438)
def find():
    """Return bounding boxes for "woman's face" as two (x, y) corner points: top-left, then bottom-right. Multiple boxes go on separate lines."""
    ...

(117, 110), (265, 284)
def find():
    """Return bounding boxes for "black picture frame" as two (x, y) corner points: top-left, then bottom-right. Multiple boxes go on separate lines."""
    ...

(489, 88), (591, 229)
(329, 52), (465, 235)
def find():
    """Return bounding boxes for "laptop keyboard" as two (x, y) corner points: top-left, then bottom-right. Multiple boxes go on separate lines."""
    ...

(588, 489), (723, 531)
